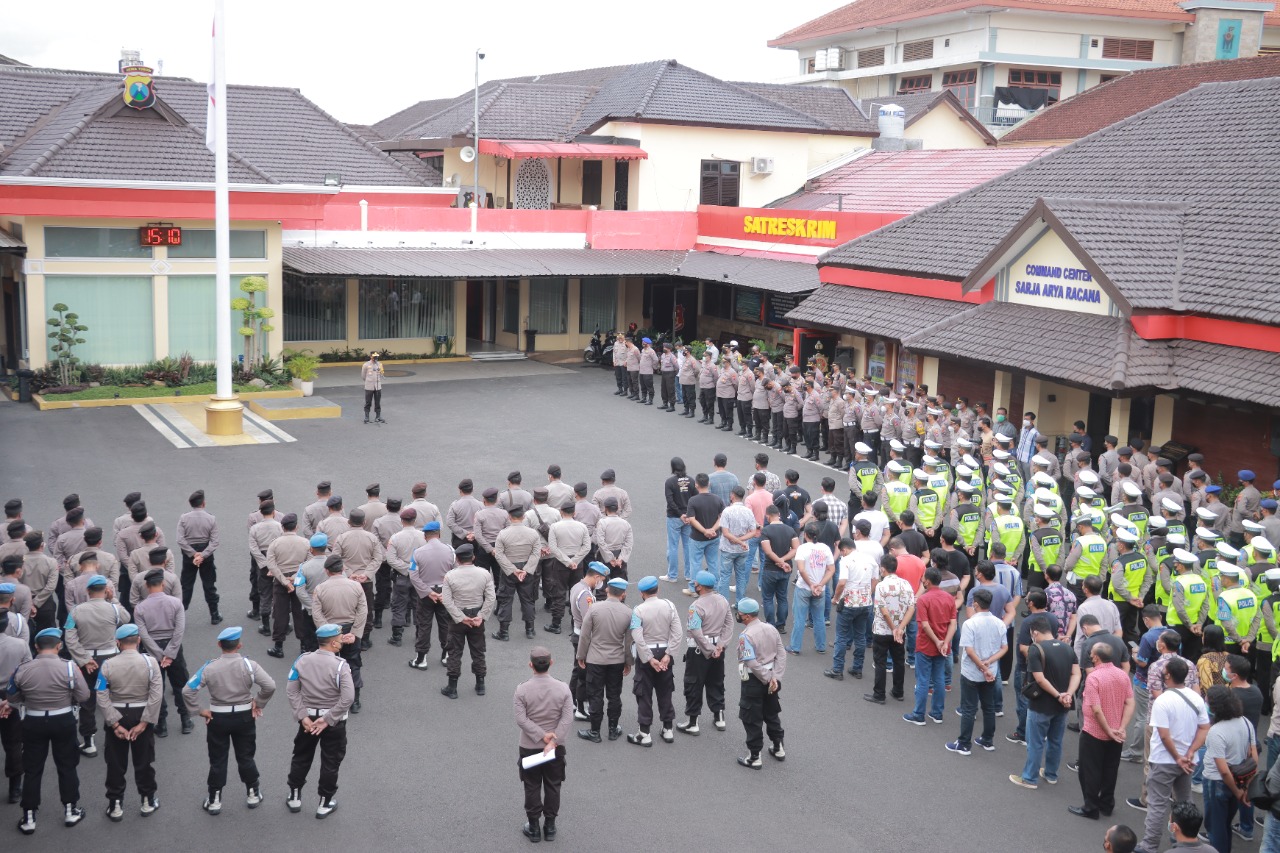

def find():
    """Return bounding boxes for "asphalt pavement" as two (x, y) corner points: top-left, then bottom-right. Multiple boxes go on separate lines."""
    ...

(0, 361), (1160, 852)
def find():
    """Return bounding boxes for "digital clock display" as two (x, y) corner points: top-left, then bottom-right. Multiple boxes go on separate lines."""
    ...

(139, 225), (182, 246)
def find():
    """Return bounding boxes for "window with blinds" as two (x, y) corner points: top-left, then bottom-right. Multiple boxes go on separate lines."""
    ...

(902, 40), (934, 62)
(284, 273), (347, 342)
(1101, 38), (1155, 61)
(699, 160), (740, 207)
(358, 278), (453, 340)
(579, 277), (617, 334)
(857, 47), (885, 68)
(528, 278), (568, 334)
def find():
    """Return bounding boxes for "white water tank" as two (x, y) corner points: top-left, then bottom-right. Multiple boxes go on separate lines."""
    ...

(877, 103), (905, 139)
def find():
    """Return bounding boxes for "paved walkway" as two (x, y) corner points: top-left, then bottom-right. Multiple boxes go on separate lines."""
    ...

(313, 359), (570, 389)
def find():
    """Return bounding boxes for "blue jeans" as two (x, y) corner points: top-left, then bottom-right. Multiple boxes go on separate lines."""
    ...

(958, 676), (996, 748)
(789, 585), (825, 652)
(1021, 709), (1066, 783)
(665, 517), (691, 581)
(686, 539), (720, 594)
(1204, 778), (1239, 853)
(911, 651), (946, 719)
(745, 537), (761, 574)
(760, 572), (789, 629)
(1192, 744), (1207, 786)
(718, 550), (748, 602)
(1263, 812), (1280, 853)
(944, 654), (953, 689)
(832, 605), (871, 673)
(1013, 661), (1028, 737)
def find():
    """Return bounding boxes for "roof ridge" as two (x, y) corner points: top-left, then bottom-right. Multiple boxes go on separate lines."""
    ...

(0, 84), (106, 170)
(631, 61), (671, 118)
(902, 298), (990, 345)
(19, 86), (118, 177)
(283, 88), (425, 185)
(1166, 209), (1189, 311)
(1109, 321), (1133, 390)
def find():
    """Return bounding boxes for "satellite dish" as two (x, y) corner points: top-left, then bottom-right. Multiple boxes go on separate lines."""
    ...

(459, 146), (476, 163)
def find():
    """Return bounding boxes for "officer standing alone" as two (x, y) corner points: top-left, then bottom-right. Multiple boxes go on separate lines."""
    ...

(513, 646), (573, 843)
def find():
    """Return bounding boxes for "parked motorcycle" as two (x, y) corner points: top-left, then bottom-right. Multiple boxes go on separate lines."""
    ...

(600, 330), (616, 369)
(584, 329), (605, 365)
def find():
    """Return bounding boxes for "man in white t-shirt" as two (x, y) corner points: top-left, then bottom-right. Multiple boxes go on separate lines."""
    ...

(826, 519), (880, 680)
(1137, 656), (1210, 853)
(788, 523), (834, 656)
(853, 492), (890, 549)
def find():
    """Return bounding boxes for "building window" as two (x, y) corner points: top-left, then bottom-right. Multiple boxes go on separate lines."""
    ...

(579, 277), (616, 334)
(805, 57), (816, 74)
(699, 160), (740, 207)
(45, 227), (151, 259)
(528, 278), (568, 334)
(503, 280), (520, 333)
(283, 274), (346, 342)
(1260, 46), (1280, 55)
(1008, 69), (1063, 103)
(897, 74), (933, 94)
(857, 47), (885, 68)
(942, 69), (978, 108)
(1101, 38), (1155, 61)
(868, 339), (888, 384)
(902, 40), (934, 62)
(581, 161), (603, 207)
(168, 229), (267, 259)
(702, 281), (732, 320)
(358, 278), (453, 340)
(168, 275), (260, 361)
(45, 276), (153, 364)
(1099, 73), (1122, 84)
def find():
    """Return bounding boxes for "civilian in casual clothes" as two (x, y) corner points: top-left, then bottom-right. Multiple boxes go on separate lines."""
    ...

(1070, 642), (1134, 819)
(827, 523), (877, 681)
(810, 503), (842, 623)
(966, 561), (1016, 710)
(663, 458), (693, 583)
(1044, 563), (1079, 643)
(1135, 657), (1210, 853)
(1202, 686), (1258, 853)
(1011, 615), (1080, 789)
(1074, 575), (1123, 663)
(1008, 589), (1061, 745)
(904, 567), (956, 725)
(989, 541), (1024, 708)
(896, 510), (928, 558)
(865, 554), (915, 705)
(743, 474), (774, 574)
(757, 505), (797, 631)
(715, 487), (758, 604)
(946, 587), (1007, 755)
(683, 474), (724, 598)
(788, 523), (833, 655)
(1165, 801), (1217, 852)
(1224, 655), (1263, 842)
(1122, 606), (1165, 765)
(1197, 624), (1229, 698)
(888, 537), (925, 667)
(707, 454), (739, 507)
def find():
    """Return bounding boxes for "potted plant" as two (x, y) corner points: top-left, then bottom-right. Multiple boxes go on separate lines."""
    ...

(286, 353), (320, 397)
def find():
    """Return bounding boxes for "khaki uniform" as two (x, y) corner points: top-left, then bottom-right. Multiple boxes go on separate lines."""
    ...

(442, 564), (497, 679)
(630, 595), (683, 728)
(8, 654), (90, 813)
(285, 649), (354, 801)
(184, 651), (276, 796)
(576, 598), (634, 731)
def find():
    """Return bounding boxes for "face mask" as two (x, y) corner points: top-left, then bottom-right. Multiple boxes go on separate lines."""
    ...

(1222, 668), (1233, 681)
(1023, 419), (1032, 428)
(996, 415), (1006, 423)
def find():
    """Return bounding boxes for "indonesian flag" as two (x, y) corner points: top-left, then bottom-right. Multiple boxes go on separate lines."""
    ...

(205, 16), (217, 153)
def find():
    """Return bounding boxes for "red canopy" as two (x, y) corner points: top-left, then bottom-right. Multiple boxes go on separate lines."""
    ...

(478, 140), (648, 160)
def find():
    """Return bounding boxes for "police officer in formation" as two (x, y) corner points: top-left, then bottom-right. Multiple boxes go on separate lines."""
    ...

(626, 575), (682, 746)
(285, 624), (353, 818)
(575, 576), (632, 743)
(95, 623), (162, 822)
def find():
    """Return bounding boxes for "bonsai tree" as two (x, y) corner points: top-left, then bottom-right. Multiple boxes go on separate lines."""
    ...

(46, 302), (87, 386)
(231, 276), (274, 368)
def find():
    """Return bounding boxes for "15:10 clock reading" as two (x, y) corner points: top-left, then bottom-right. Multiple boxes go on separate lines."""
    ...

(139, 225), (182, 246)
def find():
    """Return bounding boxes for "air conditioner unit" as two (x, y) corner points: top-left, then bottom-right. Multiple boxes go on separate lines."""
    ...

(825, 47), (845, 70)
(751, 157), (775, 175)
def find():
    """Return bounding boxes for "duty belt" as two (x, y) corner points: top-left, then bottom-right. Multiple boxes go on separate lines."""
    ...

(306, 707), (348, 721)
(210, 703), (253, 713)
(90, 648), (118, 658)
(113, 702), (147, 709)
(25, 706), (73, 717)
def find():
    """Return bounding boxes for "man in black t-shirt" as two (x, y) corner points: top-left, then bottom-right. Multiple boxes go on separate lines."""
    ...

(896, 510), (928, 558)
(684, 473), (725, 597)
(773, 471), (810, 533)
(1012, 616), (1080, 788)
(1010, 589), (1061, 744)
(759, 505), (799, 630)
(664, 458), (693, 584)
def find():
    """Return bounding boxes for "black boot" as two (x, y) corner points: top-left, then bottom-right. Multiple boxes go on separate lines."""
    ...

(825, 454), (838, 466)
(475, 676), (486, 696)
(267, 643), (284, 658)
(441, 678), (458, 699)
(374, 609), (384, 630)
(523, 819), (542, 842)
(246, 608), (260, 620)
(388, 627), (403, 646)
(181, 713), (195, 734)
(543, 818), (557, 840)
(7, 777), (21, 804)
(491, 625), (510, 641)
(525, 623), (536, 640)
(155, 717), (168, 738)
(351, 690), (361, 714)
(257, 616), (271, 636)
(543, 620), (561, 634)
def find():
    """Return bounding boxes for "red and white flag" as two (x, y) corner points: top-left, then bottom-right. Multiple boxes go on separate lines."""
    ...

(205, 15), (217, 153)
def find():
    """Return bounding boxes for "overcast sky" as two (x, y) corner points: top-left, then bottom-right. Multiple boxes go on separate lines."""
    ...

(1, 0), (836, 125)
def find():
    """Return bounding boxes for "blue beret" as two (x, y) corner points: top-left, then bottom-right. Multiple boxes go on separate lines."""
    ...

(216, 626), (243, 642)
(309, 534), (328, 548)
(1273, 480), (1280, 490)
(641, 337), (652, 344)
(637, 575), (658, 592)
(1264, 499), (1279, 510)
(115, 624), (139, 640)
(737, 597), (760, 615)
(315, 623), (342, 639)
(0, 583), (14, 594)
(695, 570), (717, 588)
(86, 574), (108, 589)
(606, 578), (628, 591)
(585, 561), (610, 577)
(423, 520), (441, 532)
(35, 628), (62, 641)
(1240, 470), (1256, 481)
(1206, 485), (1222, 494)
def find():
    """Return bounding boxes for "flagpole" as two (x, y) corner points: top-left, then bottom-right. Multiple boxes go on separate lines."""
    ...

(205, 0), (243, 435)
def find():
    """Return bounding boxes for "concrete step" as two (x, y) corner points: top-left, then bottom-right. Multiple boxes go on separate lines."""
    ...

(468, 351), (527, 362)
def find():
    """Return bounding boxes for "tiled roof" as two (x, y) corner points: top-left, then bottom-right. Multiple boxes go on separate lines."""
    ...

(0, 66), (432, 186)
(730, 82), (876, 133)
(1172, 339), (1280, 408)
(400, 82), (595, 142)
(784, 283), (969, 339)
(769, 147), (1055, 213)
(676, 251), (819, 293)
(769, 0), (1277, 46)
(822, 77), (1280, 324)
(1002, 55), (1280, 143)
(370, 97), (456, 141)
(283, 247), (688, 278)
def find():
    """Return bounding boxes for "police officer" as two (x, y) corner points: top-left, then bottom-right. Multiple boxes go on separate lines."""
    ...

(311, 556), (367, 713)
(637, 338), (659, 405)
(696, 350), (718, 424)
(65, 575), (128, 758)
(626, 576), (682, 746)
(1167, 549), (1208, 660)
(575, 577), (633, 743)
(659, 341), (678, 412)
(177, 490), (221, 625)
(848, 443), (881, 516)
(545, 502), (590, 635)
(385, 511), (426, 649)
(244, 489), (274, 624)
(474, 488), (509, 588)
(716, 356), (738, 431)
(333, 510), (382, 652)
(567, 564), (607, 719)
(767, 375), (786, 449)
(677, 570), (734, 736)
(285, 624), (354, 819)
(265, 514), (309, 660)
(1217, 564), (1258, 657)
(247, 501), (283, 639)
(679, 345), (700, 418)
(300, 481), (332, 540)
(22, 532), (59, 633)
(182, 626), (276, 814)
(1231, 470), (1263, 550)
(594, 498), (633, 598)
(132, 569), (192, 737)
(441, 544), (496, 700)
(514, 646), (573, 843)
(0, 612), (27, 804)
(801, 380), (822, 461)
(734, 597), (785, 769)
(408, 521), (454, 670)
(493, 506), (542, 642)
(372, 498), (404, 628)
(1108, 528), (1151, 643)
(8, 627), (89, 834)
(290, 536), (328, 655)
(96, 624), (162, 822)
(316, 495), (348, 545)
(612, 331), (629, 396)
(735, 357), (755, 437)
(1063, 515), (1108, 599)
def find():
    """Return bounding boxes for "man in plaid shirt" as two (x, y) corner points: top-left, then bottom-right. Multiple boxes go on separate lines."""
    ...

(1043, 564), (1078, 641)
(815, 478), (848, 538)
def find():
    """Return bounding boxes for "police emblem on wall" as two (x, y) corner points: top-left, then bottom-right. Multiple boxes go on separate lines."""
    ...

(121, 65), (156, 110)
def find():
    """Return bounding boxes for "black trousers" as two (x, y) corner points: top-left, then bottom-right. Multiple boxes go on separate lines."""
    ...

(20, 712), (79, 811)
(699, 388), (715, 419)
(34, 598), (57, 633)
(681, 384), (695, 412)
(627, 371), (639, 396)
(206, 710), (258, 794)
(337, 624), (364, 692)
(389, 573), (414, 628)
(737, 400), (751, 432)
(1172, 623), (1202, 662)
(1115, 600), (1142, 645)
(717, 397), (735, 428)
(568, 634), (585, 708)
(0, 713), (21, 781)
(103, 707), (156, 800)
(785, 417), (801, 448)
(446, 619), (486, 678)
(544, 561), (573, 625)
(180, 548), (219, 615)
(413, 594), (450, 656)
(593, 560), (627, 601)
(872, 634), (905, 700)
(248, 554), (261, 611)
(79, 655), (115, 743)
(683, 649), (725, 717)
(999, 624), (1015, 681)
(272, 584), (309, 647)
(584, 662), (625, 730)
(155, 648), (190, 723)
(519, 746), (565, 822)
(496, 571), (539, 626)
(475, 549), (501, 590)
(803, 421), (821, 454)
(771, 411), (784, 444)
(375, 561), (393, 614)
(257, 564), (275, 622)
(639, 373), (654, 399)
(660, 371), (675, 405)
(753, 409), (770, 441)
(287, 718), (346, 799)
(740, 676), (784, 753)
(614, 365), (627, 392)
(829, 423), (846, 455)
(359, 581), (375, 641)
(363, 389), (381, 417)
(1078, 730), (1122, 815)
(632, 653), (676, 727)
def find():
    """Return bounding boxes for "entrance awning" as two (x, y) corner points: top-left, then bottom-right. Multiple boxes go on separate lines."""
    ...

(478, 140), (648, 161)
(0, 225), (24, 253)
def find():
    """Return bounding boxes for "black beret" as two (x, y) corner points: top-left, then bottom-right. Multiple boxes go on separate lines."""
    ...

(123, 492), (141, 506)
(326, 495), (343, 508)
(324, 555), (344, 572)
(78, 552), (97, 566)
(257, 489), (273, 501)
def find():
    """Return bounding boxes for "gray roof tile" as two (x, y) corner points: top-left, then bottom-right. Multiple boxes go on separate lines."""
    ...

(785, 283), (969, 339)
(731, 82), (875, 133)
(401, 82), (595, 142)
(676, 252), (819, 294)
(370, 97), (456, 141)
(283, 247), (687, 278)
(0, 224), (23, 250)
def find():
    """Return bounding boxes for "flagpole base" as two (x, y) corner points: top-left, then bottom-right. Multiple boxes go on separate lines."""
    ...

(204, 395), (244, 436)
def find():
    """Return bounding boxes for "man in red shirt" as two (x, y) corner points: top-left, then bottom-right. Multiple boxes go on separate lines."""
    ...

(1070, 643), (1135, 820)
(889, 537), (926, 667)
(904, 567), (955, 724)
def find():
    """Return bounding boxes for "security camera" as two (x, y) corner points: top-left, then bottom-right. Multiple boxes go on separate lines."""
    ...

(477, 51), (486, 59)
